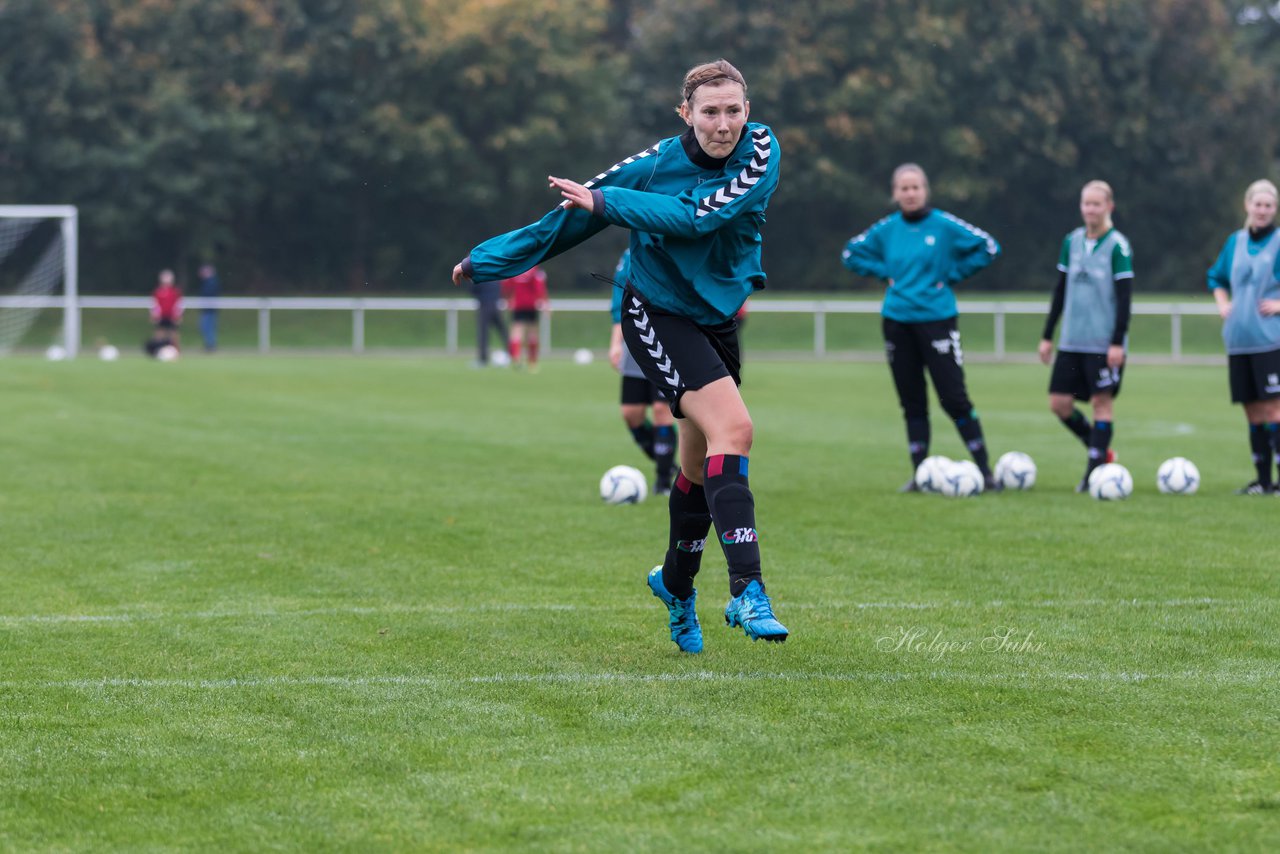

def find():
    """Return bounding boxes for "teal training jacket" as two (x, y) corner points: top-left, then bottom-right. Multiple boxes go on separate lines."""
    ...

(841, 208), (1000, 323)
(463, 122), (780, 326)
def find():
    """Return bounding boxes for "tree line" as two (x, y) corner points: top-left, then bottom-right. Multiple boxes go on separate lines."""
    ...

(1, 0), (1277, 295)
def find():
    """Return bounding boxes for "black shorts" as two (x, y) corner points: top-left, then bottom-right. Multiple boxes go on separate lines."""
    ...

(156, 318), (179, 331)
(1049, 351), (1123, 401)
(619, 289), (740, 419)
(512, 308), (539, 323)
(1228, 349), (1280, 403)
(620, 375), (662, 406)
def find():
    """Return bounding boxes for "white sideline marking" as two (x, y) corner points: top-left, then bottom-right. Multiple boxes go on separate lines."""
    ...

(0, 668), (1272, 692)
(0, 597), (1256, 626)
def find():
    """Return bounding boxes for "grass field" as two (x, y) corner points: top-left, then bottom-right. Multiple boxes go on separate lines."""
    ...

(1, 354), (1277, 851)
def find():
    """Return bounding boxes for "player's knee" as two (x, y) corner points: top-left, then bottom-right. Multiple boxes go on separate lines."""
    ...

(941, 397), (972, 420)
(1049, 397), (1073, 418)
(721, 415), (754, 454)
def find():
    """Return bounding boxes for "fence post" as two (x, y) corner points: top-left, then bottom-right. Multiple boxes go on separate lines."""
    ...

(541, 308), (552, 355)
(1170, 306), (1182, 361)
(994, 309), (1006, 360)
(446, 306), (458, 354)
(258, 302), (271, 353)
(353, 305), (365, 354)
(814, 308), (826, 357)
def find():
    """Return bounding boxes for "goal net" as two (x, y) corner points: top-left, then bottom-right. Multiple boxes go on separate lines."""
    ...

(0, 206), (78, 356)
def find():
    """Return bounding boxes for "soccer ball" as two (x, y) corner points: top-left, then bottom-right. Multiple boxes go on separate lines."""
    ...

(156, 345), (180, 362)
(573, 348), (594, 365)
(490, 350), (511, 367)
(599, 465), (647, 505)
(1088, 463), (1133, 500)
(45, 345), (67, 361)
(994, 451), (1037, 490)
(1156, 457), (1200, 495)
(98, 345), (120, 362)
(914, 455), (953, 493)
(939, 459), (984, 498)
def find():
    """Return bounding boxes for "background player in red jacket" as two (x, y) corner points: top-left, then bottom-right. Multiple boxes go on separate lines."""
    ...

(150, 269), (184, 348)
(501, 265), (548, 370)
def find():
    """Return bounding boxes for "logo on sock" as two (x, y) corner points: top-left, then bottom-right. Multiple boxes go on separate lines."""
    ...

(721, 527), (759, 545)
(676, 538), (705, 553)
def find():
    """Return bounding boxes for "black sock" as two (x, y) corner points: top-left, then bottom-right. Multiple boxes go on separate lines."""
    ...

(703, 454), (762, 598)
(653, 425), (677, 491)
(661, 472), (711, 600)
(1250, 424), (1272, 486)
(628, 421), (655, 460)
(1061, 408), (1091, 446)
(954, 410), (991, 475)
(1271, 424), (1280, 485)
(906, 417), (930, 469)
(1086, 420), (1113, 480)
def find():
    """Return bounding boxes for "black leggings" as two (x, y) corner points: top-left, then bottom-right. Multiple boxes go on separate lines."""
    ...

(883, 316), (974, 420)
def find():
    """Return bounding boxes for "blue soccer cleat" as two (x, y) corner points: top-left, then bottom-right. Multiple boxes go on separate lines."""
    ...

(647, 566), (703, 654)
(724, 580), (788, 642)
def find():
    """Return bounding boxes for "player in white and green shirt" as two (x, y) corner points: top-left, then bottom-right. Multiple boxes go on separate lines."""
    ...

(1038, 181), (1133, 491)
(1207, 179), (1280, 494)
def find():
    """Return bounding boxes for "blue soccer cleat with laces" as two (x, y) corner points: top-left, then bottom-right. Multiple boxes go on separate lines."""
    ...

(647, 566), (703, 654)
(724, 579), (788, 642)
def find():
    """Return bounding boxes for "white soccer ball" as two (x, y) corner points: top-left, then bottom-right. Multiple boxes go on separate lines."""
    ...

(599, 465), (648, 505)
(490, 350), (511, 367)
(45, 345), (67, 361)
(1088, 463), (1133, 500)
(573, 347), (594, 365)
(98, 345), (120, 362)
(994, 451), (1037, 490)
(939, 459), (984, 498)
(1156, 457), (1200, 495)
(156, 345), (180, 363)
(914, 455), (953, 494)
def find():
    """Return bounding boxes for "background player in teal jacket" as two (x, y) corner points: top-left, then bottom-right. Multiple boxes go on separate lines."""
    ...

(609, 249), (677, 494)
(842, 163), (1002, 491)
(454, 59), (787, 652)
(1039, 180), (1132, 491)
(1207, 178), (1280, 494)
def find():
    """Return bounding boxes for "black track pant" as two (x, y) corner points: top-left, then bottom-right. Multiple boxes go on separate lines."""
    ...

(883, 316), (974, 420)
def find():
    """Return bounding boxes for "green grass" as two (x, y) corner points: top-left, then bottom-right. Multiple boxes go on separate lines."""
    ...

(1, 355), (1277, 851)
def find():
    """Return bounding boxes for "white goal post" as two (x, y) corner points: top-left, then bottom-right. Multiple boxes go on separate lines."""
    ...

(0, 205), (79, 357)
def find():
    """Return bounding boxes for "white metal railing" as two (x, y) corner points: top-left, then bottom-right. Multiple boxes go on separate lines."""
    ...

(0, 295), (1223, 360)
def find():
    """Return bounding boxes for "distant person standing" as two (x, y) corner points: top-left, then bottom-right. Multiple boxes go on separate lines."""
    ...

(151, 269), (183, 349)
(198, 264), (220, 352)
(1039, 181), (1131, 491)
(472, 278), (509, 367)
(1207, 179), (1280, 494)
(502, 265), (548, 370)
(841, 163), (1002, 491)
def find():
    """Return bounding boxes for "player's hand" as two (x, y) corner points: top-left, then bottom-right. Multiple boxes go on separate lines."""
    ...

(549, 176), (593, 212)
(1106, 344), (1125, 369)
(1260, 299), (1280, 317)
(609, 340), (623, 370)
(1218, 299), (1232, 320)
(452, 263), (470, 287)
(1037, 339), (1053, 365)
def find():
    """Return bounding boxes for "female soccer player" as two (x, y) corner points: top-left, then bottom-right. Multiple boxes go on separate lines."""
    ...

(609, 249), (677, 495)
(1038, 180), (1132, 491)
(453, 59), (787, 652)
(1207, 179), (1280, 494)
(841, 164), (1002, 491)
(501, 265), (548, 370)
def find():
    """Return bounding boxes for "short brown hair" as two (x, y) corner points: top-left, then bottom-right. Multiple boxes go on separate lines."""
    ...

(680, 59), (747, 103)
